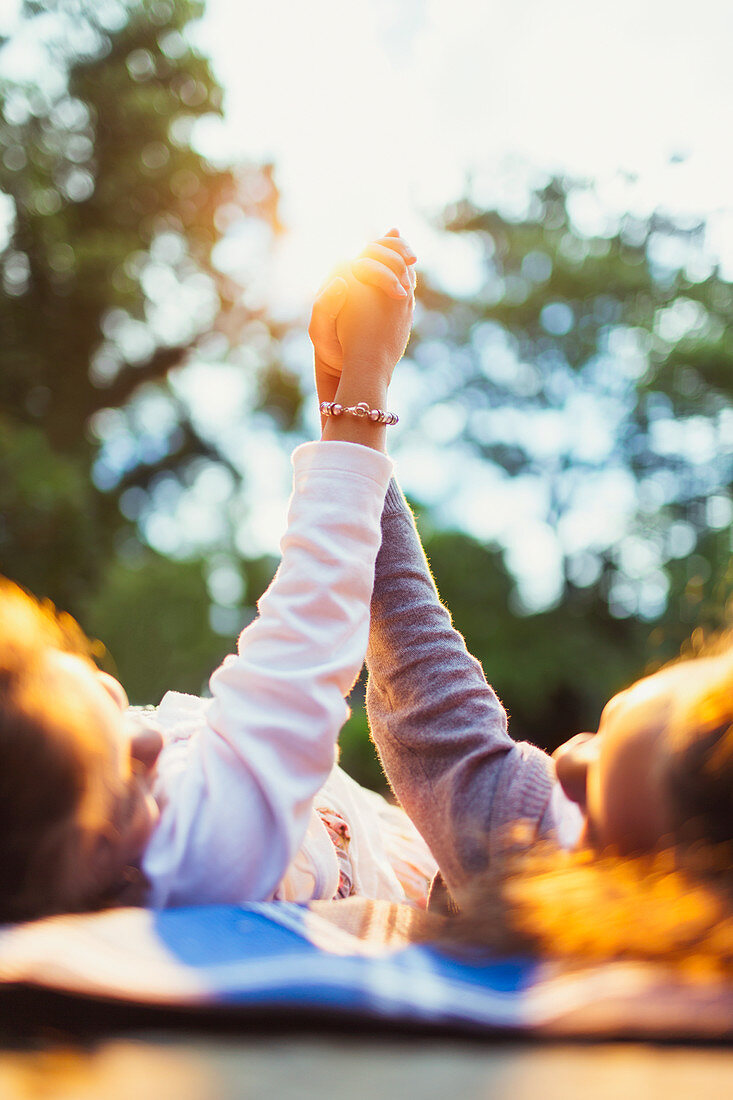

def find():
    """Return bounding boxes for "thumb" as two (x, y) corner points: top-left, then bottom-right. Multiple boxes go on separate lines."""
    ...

(319, 276), (348, 318)
(309, 277), (348, 355)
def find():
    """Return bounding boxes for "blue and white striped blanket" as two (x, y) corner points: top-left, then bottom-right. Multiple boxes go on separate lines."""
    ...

(0, 901), (731, 1039)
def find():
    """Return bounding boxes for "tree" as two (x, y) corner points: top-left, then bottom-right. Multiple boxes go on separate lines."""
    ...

(407, 178), (733, 626)
(0, 0), (280, 615)
(422, 523), (647, 755)
(343, 179), (733, 784)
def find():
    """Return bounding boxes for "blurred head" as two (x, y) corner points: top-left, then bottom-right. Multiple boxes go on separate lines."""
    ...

(443, 640), (733, 971)
(553, 646), (733, 856)
(0, 579), (162, 922)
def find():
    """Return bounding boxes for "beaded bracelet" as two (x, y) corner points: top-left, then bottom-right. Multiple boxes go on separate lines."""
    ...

(319, 401), (399, 426)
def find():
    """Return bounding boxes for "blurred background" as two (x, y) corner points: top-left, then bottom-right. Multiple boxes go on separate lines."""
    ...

(1, 0), (732, 789)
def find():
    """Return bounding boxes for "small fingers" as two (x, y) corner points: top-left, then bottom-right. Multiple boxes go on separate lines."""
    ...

(360, 242), (412, 291)
(352, 257), (410, 299)
(384, 237), (417, 300)
(407, 261), (417, 300)
(377, 230), (417, 265)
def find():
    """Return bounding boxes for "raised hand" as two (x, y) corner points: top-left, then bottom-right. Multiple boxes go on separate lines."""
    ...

(310, 229), (417, 409)
(309, 229), (417, 452)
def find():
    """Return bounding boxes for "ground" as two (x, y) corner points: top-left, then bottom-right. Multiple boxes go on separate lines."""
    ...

(1, 1036), (733, 1099)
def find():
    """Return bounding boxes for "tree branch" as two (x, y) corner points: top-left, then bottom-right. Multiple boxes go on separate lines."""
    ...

(111, 419), (240, 496)
(87, 342), (193, 413)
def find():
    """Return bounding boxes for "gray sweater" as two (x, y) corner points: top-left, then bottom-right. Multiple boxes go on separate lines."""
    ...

(366, 481), (581, 897)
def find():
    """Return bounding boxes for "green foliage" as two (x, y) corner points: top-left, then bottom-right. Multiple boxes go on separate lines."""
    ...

(400, 181), (733, 747)
(3, 0), (731, 791)
(339, 680), (386, 792)
(343, 515), (650, 791)
(1, 0), (235, 446)
(422, 524), (647, 753)
(412, 179), (733, 622)
(349, 508), (730, 784)
(0, 414), (99, 608)
(0, 0), (278, 617)
(646, 526), (733, 668)
(84, 548), (231, 703)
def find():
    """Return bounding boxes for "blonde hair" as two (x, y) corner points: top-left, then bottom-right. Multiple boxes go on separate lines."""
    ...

(0, 578), (104, 921)
(446, 843), (733, 976)
(442, 638), (733, 973)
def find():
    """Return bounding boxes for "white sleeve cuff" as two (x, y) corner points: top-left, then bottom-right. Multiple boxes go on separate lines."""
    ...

(292, 440), (393, 489)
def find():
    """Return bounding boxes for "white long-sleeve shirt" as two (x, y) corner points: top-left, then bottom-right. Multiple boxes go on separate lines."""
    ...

(139, 440), (414, 907)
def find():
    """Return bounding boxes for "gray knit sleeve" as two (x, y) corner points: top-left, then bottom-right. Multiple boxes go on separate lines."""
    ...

(366, 480), (560, 894)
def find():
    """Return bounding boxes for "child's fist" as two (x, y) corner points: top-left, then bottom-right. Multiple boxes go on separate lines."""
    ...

(310, 230), (416, 398)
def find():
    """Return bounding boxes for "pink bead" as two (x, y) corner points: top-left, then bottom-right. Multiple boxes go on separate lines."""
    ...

(317, 399), (397, 424)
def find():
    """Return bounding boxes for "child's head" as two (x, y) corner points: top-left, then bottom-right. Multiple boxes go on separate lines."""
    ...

(0, 579), (161, 922)
(553, 644), (733, 856)
(446, 643), (733, 971)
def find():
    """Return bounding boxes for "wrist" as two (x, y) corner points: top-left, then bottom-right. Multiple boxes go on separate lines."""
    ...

(339, 353), (392, 396)
(334, 375), (389, 412)
(321, 384), (393, 452)
(321, 415), (388, 451)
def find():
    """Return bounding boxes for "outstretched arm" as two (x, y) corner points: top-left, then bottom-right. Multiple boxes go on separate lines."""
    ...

(308, 236), (574, 892)
(144, 237), (414, 908)
(366, 484), (573, 896)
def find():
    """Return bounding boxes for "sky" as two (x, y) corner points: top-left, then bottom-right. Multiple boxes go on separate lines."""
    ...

(193, 0), (733, 305)
(191, 0), (733, 609)
(2, 0), (730, 287)
(2, 0), (733, 611)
